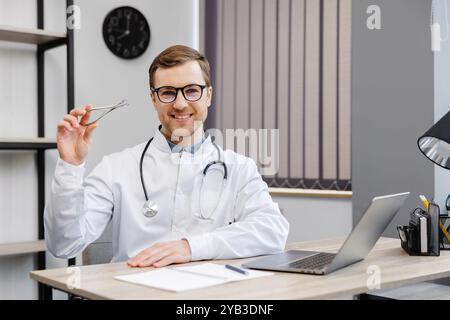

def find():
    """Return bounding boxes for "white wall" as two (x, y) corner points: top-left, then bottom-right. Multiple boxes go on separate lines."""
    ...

(434, 0), (450, 211)
(272, 196), (352, 244)
(0, 0), (197, 300)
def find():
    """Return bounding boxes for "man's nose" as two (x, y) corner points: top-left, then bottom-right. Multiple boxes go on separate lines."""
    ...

(173, 90), (188, 110)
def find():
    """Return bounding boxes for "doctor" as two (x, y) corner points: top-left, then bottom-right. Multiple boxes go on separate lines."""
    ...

(45, 45), (289, 268)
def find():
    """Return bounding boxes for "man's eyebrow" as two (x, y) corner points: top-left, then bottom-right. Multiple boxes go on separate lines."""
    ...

(154, 83), (205, 88)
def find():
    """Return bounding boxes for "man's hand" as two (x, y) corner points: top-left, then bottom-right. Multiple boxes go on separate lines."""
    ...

(57, 104), (98, 165)
(127, 239), (192, 268)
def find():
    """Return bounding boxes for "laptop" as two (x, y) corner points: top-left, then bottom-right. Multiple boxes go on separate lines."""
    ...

(243, 192), (410, 275)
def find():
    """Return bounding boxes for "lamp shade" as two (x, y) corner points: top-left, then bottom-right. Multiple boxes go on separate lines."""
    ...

(418, 110), (450, 170)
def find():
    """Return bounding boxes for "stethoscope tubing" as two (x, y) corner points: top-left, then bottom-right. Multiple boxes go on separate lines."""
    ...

(140, 135), (227, 203)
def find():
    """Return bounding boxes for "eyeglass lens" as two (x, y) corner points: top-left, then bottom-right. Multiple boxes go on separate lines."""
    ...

(157, 85), (203, 103)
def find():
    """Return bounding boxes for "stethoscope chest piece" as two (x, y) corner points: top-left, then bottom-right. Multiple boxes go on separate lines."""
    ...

(142, 200), (158, 218)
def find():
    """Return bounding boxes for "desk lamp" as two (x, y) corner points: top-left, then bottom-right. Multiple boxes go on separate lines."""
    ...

(418, 110), (450, 249)
(418, 110), (450, 169)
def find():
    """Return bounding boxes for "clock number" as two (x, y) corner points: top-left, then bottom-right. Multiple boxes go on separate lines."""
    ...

(116, 43), (122, 51)
(132, 46), (138, 56)
(124, 9), (132, 18)
(109, 35), (115, 45)
(123, 49), (130, 58)
(109, 16), (119, 26)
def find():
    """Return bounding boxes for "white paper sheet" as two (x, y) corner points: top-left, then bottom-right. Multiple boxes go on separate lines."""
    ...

(114, 263), (273, 292)
(175, 263), (273, 281)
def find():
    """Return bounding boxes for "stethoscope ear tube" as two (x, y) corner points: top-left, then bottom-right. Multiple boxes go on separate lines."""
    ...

(203, 160), (227, 179)
(140, 137), (154, 201)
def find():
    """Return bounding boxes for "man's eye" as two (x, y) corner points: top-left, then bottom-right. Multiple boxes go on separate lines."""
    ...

(161, 91), (176, 96)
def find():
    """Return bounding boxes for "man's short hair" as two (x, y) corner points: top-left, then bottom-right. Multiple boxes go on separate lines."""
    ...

(149, 45), (211, 89)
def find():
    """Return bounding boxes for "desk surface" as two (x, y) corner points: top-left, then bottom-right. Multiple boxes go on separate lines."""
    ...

(30, 237), (450, 300)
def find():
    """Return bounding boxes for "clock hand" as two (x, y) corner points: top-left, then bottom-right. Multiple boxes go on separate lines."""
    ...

(117, 31), (129, 40)
(117, 15), (132, 40)
(126, 14), (131, 32)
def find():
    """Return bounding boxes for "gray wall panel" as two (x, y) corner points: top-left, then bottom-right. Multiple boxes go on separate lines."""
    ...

(289, 0), (305, 178)
(277, 0), (290, 178)
(304, 0), (320, 179)
(236, 0), (250, 130)
(351, 0), (434, 236)
(338, 0), (352, 180)
(263, 0), (277, 130)
(323, 0), (338, 179)
(221, 0), (236, 130)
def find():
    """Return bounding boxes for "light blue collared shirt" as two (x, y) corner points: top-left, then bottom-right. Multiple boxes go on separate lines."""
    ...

(166, 137), (205, 154)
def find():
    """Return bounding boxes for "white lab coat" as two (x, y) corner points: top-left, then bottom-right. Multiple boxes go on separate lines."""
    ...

(44, 129), (289, 262)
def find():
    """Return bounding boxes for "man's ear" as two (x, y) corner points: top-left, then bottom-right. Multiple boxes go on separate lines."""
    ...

(207, 86), (213, 107)
(150, 91), (157, 107)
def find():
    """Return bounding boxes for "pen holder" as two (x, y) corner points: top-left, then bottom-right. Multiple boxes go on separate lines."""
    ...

(440, 215), (450, 250)
(398, 225), (434, 256)
(397, 205), (440, 257)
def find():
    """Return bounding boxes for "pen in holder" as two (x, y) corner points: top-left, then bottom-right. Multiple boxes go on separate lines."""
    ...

(440, 214), (450, 250)
(397, 201), (440, 256)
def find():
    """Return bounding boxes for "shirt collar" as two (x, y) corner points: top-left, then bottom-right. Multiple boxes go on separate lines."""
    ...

(153, 125), (206, 154)
(166, 136), (205, 154)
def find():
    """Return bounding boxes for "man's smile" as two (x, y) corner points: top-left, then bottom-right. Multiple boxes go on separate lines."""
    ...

(170, 113), (193, 121)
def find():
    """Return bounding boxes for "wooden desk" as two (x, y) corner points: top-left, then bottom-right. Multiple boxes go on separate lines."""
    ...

(30, 237), (450, 300)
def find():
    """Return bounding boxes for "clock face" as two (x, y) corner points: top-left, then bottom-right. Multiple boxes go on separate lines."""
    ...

(102, 6), (150, 59)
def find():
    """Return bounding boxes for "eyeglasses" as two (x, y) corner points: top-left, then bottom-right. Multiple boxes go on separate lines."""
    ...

(83, 99), (129, 126)
(152, 84), (206, 103)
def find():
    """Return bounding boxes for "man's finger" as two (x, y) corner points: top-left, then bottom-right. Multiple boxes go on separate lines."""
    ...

(69, 108), (87, 117)
(79, 104), (93, 126)
(138, 249), (172, 267)
(63, 115), (80, 128)
(153, 254), (180, 268)
(57, 120), (73, 132)
(84, 122), (99, 141)
(128, 245), (164, 266)
(128, 248), (155, 265)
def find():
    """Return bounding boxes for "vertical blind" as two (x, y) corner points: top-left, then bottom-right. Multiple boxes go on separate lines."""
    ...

(205, 0), (352, 191)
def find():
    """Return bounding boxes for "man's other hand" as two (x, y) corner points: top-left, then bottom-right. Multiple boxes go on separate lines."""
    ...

(127, 239), (192, 268)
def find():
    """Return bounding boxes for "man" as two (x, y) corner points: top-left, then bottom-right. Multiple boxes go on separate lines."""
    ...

(45, 45), (289, 268)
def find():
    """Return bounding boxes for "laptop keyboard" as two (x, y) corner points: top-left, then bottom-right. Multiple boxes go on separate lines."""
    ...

(286, 252), (336, 272)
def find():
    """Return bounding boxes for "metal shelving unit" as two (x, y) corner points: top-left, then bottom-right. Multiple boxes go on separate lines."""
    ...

(0, 241), (46, 258)
(0, 0), (74, 300)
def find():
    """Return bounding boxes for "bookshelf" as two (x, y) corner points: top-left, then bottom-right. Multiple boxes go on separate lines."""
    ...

(0, 0), (74, 300)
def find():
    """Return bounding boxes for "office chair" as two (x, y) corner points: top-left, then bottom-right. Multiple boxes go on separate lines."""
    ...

(82, 222), (113, 265)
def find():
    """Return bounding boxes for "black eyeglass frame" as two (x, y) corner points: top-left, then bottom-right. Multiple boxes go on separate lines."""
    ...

(151, 84), (207, 103)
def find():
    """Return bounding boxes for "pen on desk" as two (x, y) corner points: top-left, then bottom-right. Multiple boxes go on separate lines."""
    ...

(225, 264), (249, 275)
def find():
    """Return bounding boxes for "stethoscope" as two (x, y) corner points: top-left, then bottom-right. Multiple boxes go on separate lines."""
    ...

(140, 134), (227, 218)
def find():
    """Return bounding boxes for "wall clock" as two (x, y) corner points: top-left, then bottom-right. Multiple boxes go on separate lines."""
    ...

(103, 6), (150, 59)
